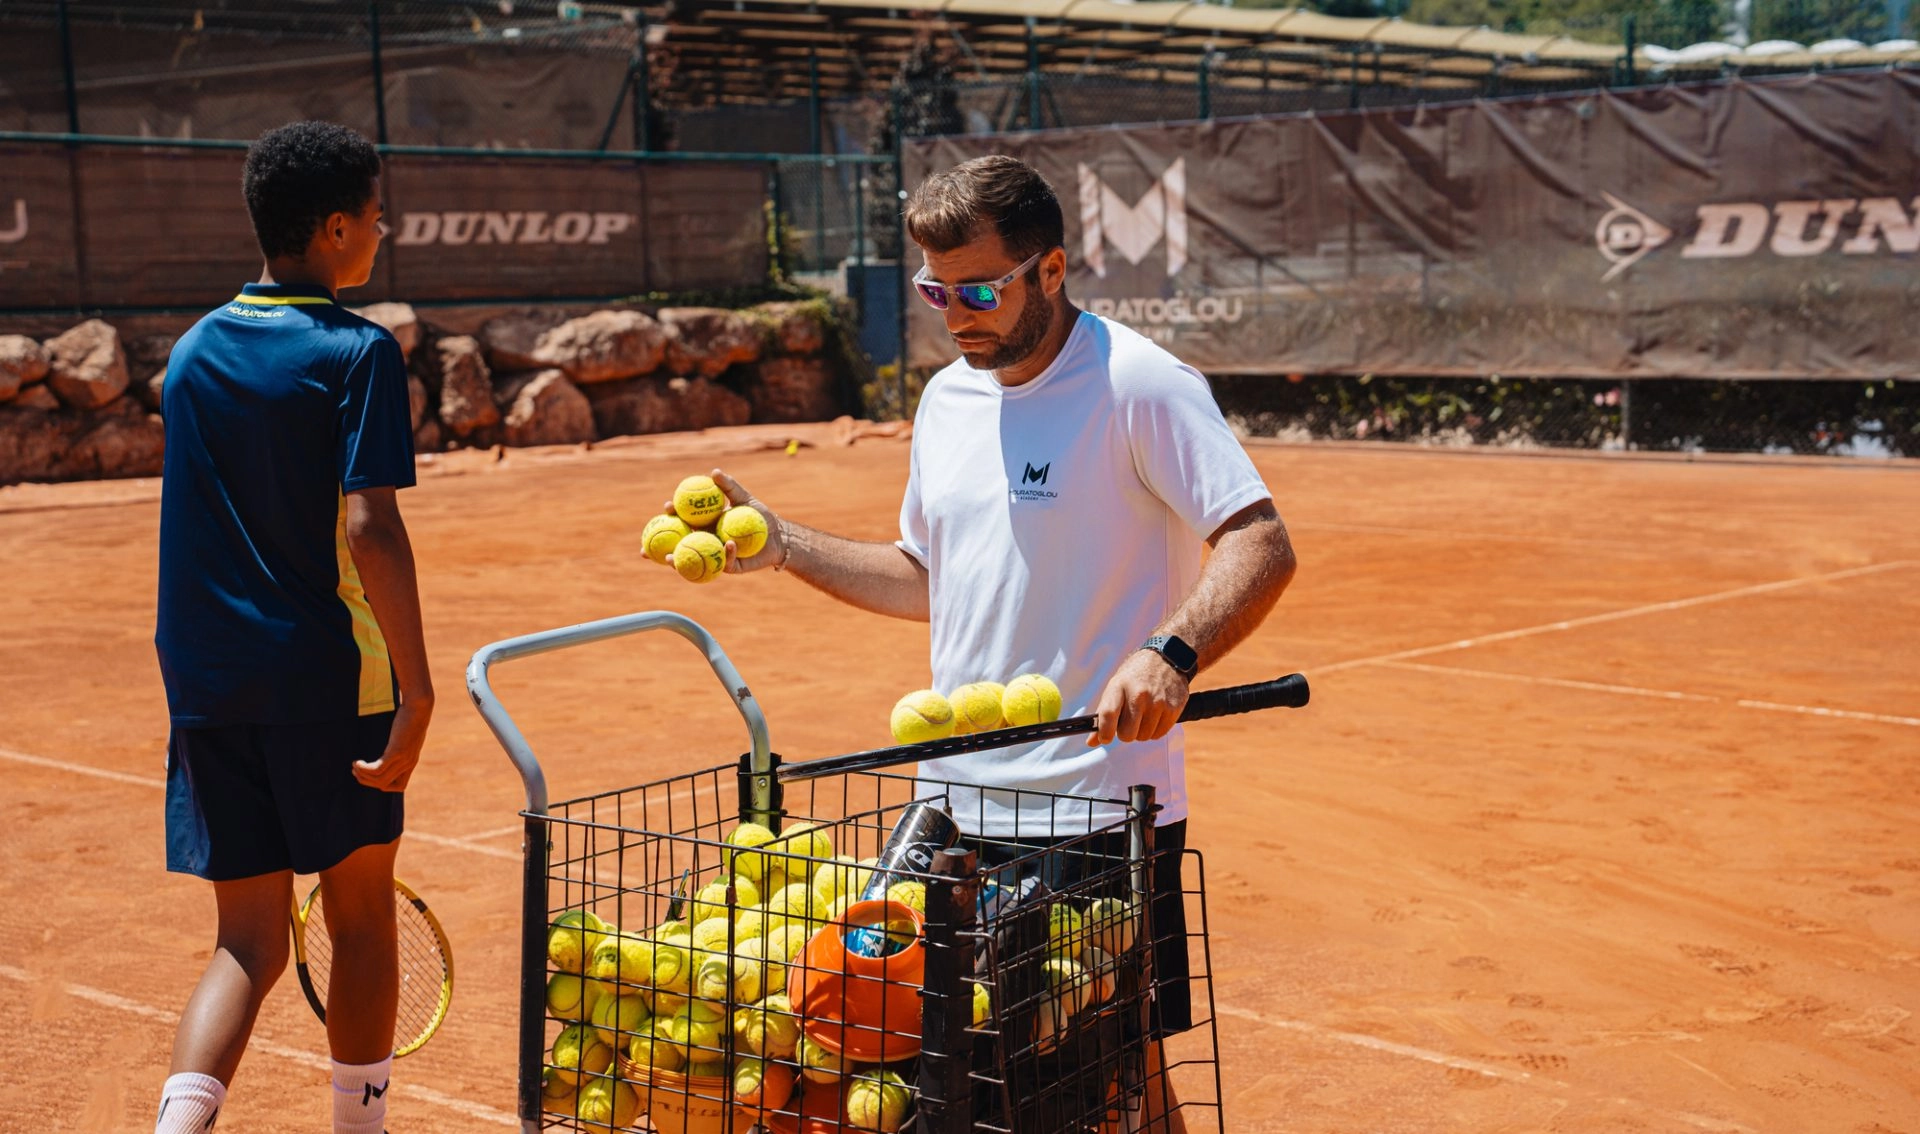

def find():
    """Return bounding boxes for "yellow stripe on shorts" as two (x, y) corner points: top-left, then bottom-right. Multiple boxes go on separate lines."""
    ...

(334, 492), (396, 715)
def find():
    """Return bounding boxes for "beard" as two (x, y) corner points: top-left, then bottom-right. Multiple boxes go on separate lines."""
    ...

(958, 282), (1054, 372)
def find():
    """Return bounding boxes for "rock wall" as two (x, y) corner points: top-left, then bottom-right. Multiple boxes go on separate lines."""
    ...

(0, 300), (845, 486)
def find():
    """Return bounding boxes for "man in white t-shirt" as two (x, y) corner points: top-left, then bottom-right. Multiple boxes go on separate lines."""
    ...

(695, 155), (1295, 1129)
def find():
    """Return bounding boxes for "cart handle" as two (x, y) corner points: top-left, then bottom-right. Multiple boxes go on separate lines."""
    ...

(465, 611), (770, 815)
(780, 672), (1309, 782)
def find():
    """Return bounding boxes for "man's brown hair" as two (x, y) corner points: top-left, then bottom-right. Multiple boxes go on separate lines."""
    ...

(904, 155), (1064, 263)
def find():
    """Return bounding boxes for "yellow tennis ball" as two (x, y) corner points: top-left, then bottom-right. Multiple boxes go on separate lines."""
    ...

(691, 916), (737, 955)
(768, 882), (825, 929)
(627, 1028), (685, 1072)
(734, 1056), (797, 1110)
(575, 1076), (640, 1131)
(735, 935), (785, 996)
(1086, 896), (1137, 955)
(673, 474), (728, 526)
(769, 821), (834, 874)
(716, 505), (769, 558)
(811, 854), (862, 906)
(733, 993), (801, 1059)
(689, 874), (761, 925)
(1048, 902), (1085, 956)
(1002, 673), (1063, 727)
(673, 530), (727, 583)
(797, 1033), (849, 1083)
(587, 991), (649, 1046)
(726, 823), (778, 881)
(693, 949), (757, 1003)
(550, 1023), (613, 1086)
(546, 972), (604, 1022)
(539, 1067), (578, 1116)
(886, 880), (927, 916)
(547, 909), (609, 974)
(890, 689), (955, 744)
(641, 513), (692, 565)
(948, 681), (1007, 735)
(844, 1068), (913, 1132)
(734, 902), (787, 943)
(970, 981), (991, 1027)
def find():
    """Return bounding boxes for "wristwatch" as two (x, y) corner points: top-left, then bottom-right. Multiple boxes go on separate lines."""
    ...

(1141, 634), (1199, 679)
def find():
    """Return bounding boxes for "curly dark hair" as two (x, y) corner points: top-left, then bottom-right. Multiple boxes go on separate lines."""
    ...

(242, 121), (381, 260)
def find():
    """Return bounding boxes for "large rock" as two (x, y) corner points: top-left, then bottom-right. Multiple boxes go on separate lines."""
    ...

(494, 369), (594, 448)
(747, 356), (841, 423)
(479, 308), (571, 372)
(352, 302), (421, 361)
(660, 307), (762, 378)
(756, 301), (827, 356)
(533, 310), (666, 384)
(0, 335), (50, 400)
(0, 396), (162, 484)
(433, 336), (498, 438)
(44, 319), (129, 409)
(584, 376), (751, 439)
(126, 333), (176, 412)
(413, 419), (443, 454)
(12, 384), (59, 411)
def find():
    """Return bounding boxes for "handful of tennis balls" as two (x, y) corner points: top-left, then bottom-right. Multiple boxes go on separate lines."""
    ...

(542, 820), (926, 1130)
(642, 474), (770, 584)
(889, 672), (1063, 744)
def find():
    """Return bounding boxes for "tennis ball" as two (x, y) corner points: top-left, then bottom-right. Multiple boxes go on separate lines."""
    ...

(1002, 673), (1063, 727)
(797, 1033), (849, 1083)
(627, 1028), (684, 1072)
(726, 822), (779, 881)
(1048, 903), (1085, 957)
(887, 880), (927, 916)
(1081, 946), (1117, 1005)
(716, 505), (769, 558)
(691, 916), (737, 955)
(547, 909), (609, 974)
(686, 1058), (730, 1080)
(811, 855), (864, 906)
(948, 681), (1007, 735)
(694, 949), (760, 1003)
(1086, 896), (1137, 955)
(651, 920), (693, 949)
(970, 981), (991, 1027)
(768, 882), (826, 930)
(844, 1068), (913, 1132)
(539, 1067), (578, 1116)
(587, 991), (649, 1046)
(763, 923), (810, 964)
(689, 874), (761, 925)
(735, 935), (784, 996)
(550, 1023), (613, 1085)
(546, 972), (605, 1022)
(587, 933), (657, 988)
(771, 821), (834, 866)
(733, 993), (801, 1059)
(673, 530), (727, 583)
(1045, 957), (1095, 1020)
(673, 474), (728, 527)
(735, 902), (787, 943)
(575, 1076), (640, 1131)
(891, 689), (956, 744)
(733, 1056), (797, 1110)
(641, 513), (692, 565)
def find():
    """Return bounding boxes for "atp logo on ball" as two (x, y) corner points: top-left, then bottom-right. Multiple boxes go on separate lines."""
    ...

(1011, 460), (1057, 503)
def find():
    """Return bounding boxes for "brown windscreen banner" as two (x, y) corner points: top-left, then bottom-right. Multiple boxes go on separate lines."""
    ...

(0, 147), (770, 310)
(906, 70), (1920, 381)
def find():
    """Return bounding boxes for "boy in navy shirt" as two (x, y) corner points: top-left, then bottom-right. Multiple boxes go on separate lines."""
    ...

(153, 120), (431, 1134)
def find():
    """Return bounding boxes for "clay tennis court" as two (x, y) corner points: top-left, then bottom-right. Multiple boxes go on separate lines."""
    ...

(2, 428), (1916, 1133)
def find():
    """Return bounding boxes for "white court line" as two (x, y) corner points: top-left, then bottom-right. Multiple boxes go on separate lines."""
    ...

(0, 746), (520, 860)
(1216, 1005), (1759, 1134)
(1316, 559), (1917, 676)
(1288, 519), (1768, 556)
(0, 962), (517, 1127)
(1379, 662), (1920, 728)
(458, 823), (527, 842)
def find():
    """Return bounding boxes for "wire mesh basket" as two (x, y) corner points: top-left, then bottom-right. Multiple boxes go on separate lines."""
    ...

(469, 612), (1297, 1134)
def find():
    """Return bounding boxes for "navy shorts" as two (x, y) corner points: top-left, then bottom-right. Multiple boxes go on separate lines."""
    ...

(165, 712), (404, 881)
(970, 820), (1192, 1038)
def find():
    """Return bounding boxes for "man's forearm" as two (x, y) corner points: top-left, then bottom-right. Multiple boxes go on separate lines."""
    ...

(1160, 507), (1296, 672)
(779, 518), (931, 622)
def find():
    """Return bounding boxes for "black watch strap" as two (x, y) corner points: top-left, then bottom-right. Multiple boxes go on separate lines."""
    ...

(1142, 634), (1199, 678)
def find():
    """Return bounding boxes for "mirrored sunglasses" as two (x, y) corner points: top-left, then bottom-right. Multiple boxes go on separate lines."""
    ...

(912, 250), (1046, 312)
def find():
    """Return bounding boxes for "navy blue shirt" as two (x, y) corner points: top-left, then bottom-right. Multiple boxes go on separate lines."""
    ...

(156, 283), (416, 726)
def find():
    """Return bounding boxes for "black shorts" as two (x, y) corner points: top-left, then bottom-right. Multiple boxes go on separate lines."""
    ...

(969, 820), (1192, 1038)
(165, 712), (404, 881)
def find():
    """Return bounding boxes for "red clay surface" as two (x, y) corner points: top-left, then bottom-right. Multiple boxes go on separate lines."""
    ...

(2, 429), (1916, 1133)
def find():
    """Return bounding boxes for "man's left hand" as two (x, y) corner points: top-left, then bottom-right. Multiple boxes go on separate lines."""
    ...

(1088, 649), (1190, 747)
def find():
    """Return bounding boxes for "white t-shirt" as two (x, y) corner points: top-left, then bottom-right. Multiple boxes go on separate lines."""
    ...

(897, 312), (1272, 837)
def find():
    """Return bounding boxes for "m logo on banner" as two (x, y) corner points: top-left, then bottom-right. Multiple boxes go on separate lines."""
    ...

(1077, 158), (1186, 278)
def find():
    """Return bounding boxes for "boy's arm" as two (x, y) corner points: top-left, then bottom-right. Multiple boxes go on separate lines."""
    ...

(345, 486), (433, 790)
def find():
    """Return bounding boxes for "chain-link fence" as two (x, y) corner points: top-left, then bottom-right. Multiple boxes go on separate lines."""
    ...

(1213, 374), (1920, 457)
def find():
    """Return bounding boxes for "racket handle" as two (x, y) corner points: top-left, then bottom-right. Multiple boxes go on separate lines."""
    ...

(1180, 672), (1309, 721)
(780, 673), (1309, 782)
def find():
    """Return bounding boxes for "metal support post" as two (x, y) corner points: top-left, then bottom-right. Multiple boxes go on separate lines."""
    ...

(1623, 13), (1638, 86)
(635, 33), (652, 153)
(917, 848), (980, 1134)
(1198, 50), (1212, 120)
(1025, 16), (1042, 130)
(369, 1), (390, 145)
(57, 0), (81, 134)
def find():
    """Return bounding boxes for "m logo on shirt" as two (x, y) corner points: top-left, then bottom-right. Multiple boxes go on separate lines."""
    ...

(1011, 459), (1057, 503)
(1022, 462), (1050, 486)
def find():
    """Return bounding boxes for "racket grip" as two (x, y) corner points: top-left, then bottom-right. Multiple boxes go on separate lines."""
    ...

(1179, 672), (1309, 721)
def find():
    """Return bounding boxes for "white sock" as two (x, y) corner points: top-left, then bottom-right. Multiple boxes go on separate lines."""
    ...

(332, 1055), (393, 1134)
(155, 1072), (225, 1133)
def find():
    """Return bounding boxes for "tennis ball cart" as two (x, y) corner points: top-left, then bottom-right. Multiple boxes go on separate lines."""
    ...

(468, 612), (1309, 1134)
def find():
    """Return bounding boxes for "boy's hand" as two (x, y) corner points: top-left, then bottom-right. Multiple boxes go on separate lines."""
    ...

(355, 694), (432, 791)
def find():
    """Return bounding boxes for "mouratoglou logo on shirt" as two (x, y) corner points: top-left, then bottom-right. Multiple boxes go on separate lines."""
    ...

(1011, 460), (1057, 502)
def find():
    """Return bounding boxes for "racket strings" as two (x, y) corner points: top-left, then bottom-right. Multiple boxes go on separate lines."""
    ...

(302, 886), (450, 1051)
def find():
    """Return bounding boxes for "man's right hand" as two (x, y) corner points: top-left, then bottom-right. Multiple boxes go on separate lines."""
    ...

(707, 469), (787, 573)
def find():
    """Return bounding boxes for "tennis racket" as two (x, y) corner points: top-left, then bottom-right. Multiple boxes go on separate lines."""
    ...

(290, 877), (454, 1058)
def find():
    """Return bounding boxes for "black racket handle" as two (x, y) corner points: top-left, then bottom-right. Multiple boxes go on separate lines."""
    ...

(778, 672), (1309, 782)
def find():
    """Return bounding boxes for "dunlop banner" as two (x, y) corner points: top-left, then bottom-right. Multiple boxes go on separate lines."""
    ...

(905, 70), (1919, 380)
(0, 147), (770, 309)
